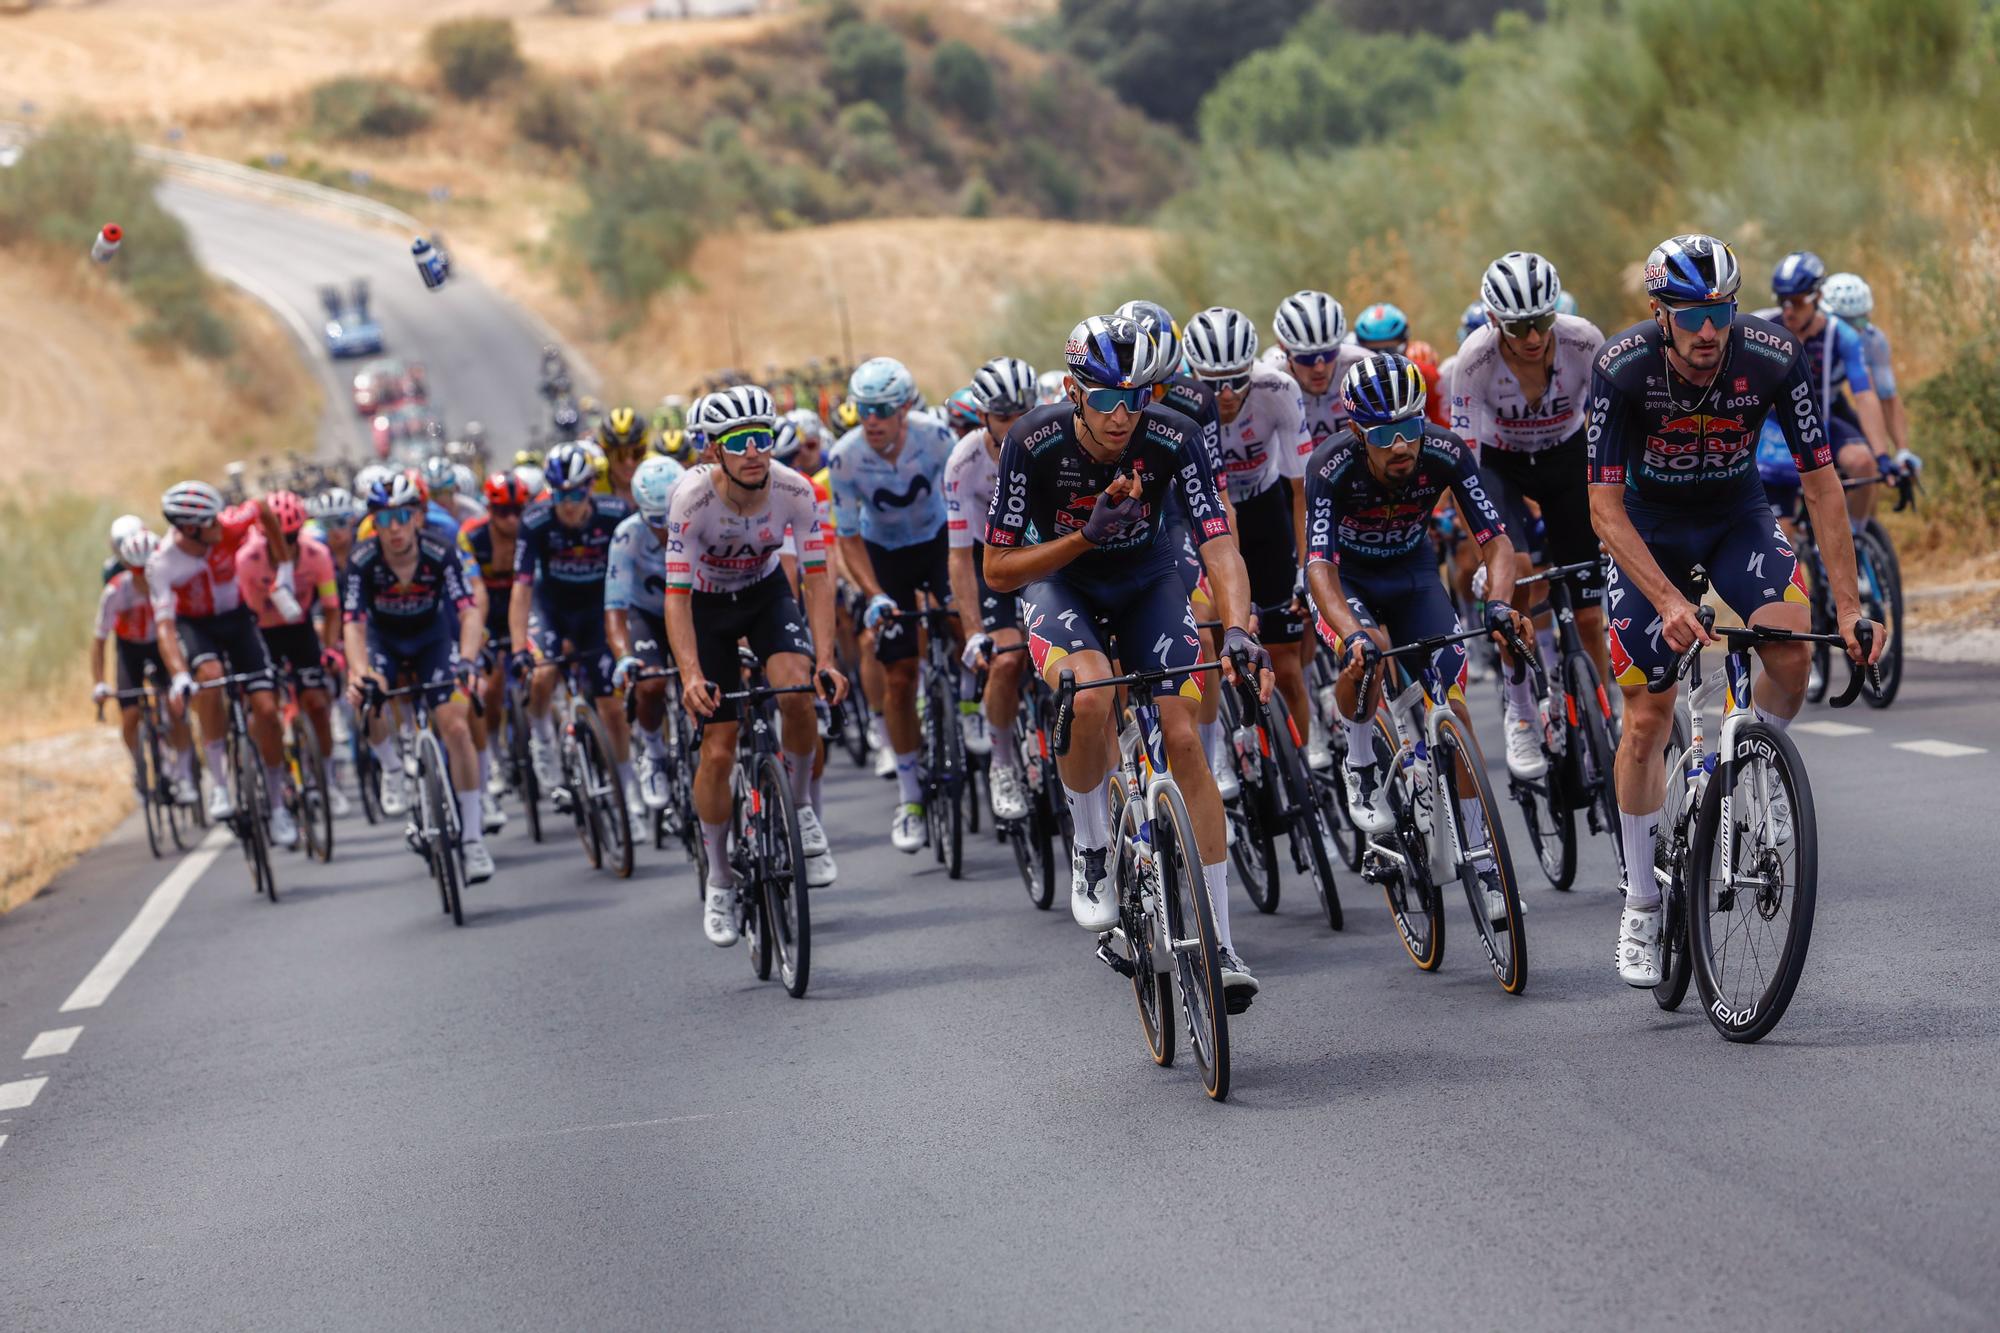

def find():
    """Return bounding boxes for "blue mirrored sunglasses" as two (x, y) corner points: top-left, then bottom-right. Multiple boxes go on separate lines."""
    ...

(551, 485), (592, 503)
(1359, 419), (1424, 449)
(1079, 385), (1151, 413)
(378, 506), (421, 528)
(1667, 300), (1736, 333)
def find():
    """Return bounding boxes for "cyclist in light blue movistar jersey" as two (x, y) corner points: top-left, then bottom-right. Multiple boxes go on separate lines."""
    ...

(825, 355), (961, 852)
(606, 455), (685, 814)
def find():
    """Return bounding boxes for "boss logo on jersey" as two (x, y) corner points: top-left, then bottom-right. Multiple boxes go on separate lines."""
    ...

(1718, 395), (1760, 410)
(998, 487), (1027, 529)
(1787, 378), (1825, 453)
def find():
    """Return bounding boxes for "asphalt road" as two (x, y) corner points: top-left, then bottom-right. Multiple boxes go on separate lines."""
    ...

(157, 179), (564, 467)
(3, 659), (1996, 1330)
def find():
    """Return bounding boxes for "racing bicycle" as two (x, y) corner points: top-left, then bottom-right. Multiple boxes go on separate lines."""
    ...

(361, 680), (469, 926)
(195, 671), (279, 902)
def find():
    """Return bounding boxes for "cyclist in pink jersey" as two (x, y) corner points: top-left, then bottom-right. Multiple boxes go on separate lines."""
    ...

(239, 491), (349, 819)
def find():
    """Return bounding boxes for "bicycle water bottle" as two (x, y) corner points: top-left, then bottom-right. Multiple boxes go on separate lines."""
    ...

(1232, 722), (1260, 785)
(412, 236), (451, 290)
(91, 223), (122, 263)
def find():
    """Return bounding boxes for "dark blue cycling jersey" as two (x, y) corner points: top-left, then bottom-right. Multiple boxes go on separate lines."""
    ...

(513, 494), (631, 619)
(1586, 315), (1832, 510)
(1303, 423), (1505, 567)
(343, 534), (474, 643)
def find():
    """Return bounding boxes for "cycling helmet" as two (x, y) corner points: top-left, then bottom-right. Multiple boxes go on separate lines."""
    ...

(598, 405), (647, 451)
(266, 490), (308, 536)
(945, 386), (982, 433)
(849, 356), (916, 408)
(581, 440), (609, 480)
(631, 456), (685, 523)
(544, 443), (596, 492)
(1036, 369), (1068, 405)
(1353, 303), (1410, 345)
(306, 487), (358, 523)
(483, 473), (530, 508)
(772, 414), (802, 461)
(1066, 313), (1177, 388)
(1342, 352), (1427, 426)
(109, 513), (146, 556)
(352, 464), (391, 502)
(834, 399), (861, 430)
(691, 384), (778, 437)
(660, 427), (693, 464)
(1820, 272), (1874, 320)
(1644, 233), (1741, 303)
(514, 464), (547, 496)
(1114, 299), (1182, 368)
(1771, 250), (1826, 298)
(162, 480), (225, 526)
(969, 356), (1039, 414)
(1480, 252), (1562, 320)
(781, 407), (830, 454)
(1272, 290), (1347, 354)
(552, 402), (582, 435)
(1457, 302), (1487, 343)
(421, 456), (456, 493)
(367, 469), (427, 511)
(116, 527), (160, 570)
(1555, 291), (1579, 317)
(1181, 307), (1259, 376)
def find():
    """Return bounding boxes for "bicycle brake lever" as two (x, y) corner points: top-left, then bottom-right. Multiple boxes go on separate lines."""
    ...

(1051, 669), (1077, 758)
(1828, 622), (1873, 709)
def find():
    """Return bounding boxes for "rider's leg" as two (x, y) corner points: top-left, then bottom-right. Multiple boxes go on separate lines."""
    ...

(434, 697), (484, 845)
(984, 628), (1025, 765)
(694, 720), (738, 883)
(1047, 650), (1117, 846)
(766, 651), (819, 815)
(119, 702), (144, 783)
(882, 656), (922, 804)
(191, 659), (228, 787)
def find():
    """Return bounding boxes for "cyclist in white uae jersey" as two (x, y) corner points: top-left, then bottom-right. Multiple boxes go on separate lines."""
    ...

(664, 387), (847, 942)
(1261, 336), (1369, 445)
(945, 356), (1039, 823)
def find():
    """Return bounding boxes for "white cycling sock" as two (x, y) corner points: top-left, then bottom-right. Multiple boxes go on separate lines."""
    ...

(531, 711), (556, 749)
(991, 721), (1020, 768)
(701, 820), (731, 885)
(644, 729), (668, 761)
(1343, 715), (1375, 768)
(204, 740), (228, 789)
(372, 736), (399, 776)
(1620, 808), (1662, 906)
(1200, 719), (1224, 769)
(476, 746), (491, 789)
(1064, 779), (1111, 849)
(1504, 670), (1538, 722)
(894, 750), (922, 805)
(176, 746), (197, 783)
(1752, 702), (1793, 732)
(785, 749), (814, 814)
(456, 789), (484, 846)
(264, 763), (285, 805)
(1204, 861), (1233, 954)
(320, 753), (336, 789)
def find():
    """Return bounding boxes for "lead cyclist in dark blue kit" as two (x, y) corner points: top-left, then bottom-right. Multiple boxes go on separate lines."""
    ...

(1586, 233), (1886, 988)
(983, 314), (1273, 1007)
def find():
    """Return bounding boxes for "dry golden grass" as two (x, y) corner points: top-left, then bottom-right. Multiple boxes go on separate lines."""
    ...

(0, 711), (132, 914)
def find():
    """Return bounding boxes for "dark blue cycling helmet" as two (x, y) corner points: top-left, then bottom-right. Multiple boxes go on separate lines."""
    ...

(1064, 314), (1175, 389)
(1644, 233), (1742, 304)
(1341, 352), (1427, 426)
(1771, 250), (1827, 298)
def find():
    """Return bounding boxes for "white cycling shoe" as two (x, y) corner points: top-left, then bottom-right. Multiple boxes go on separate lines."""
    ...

(872, 745), (897, 780)
(463, 840), (495, 884)
(990, 764), (1029, 821)
(485, 763), (509, 798)
(890, 803), (925, 853)
(703, 884), (739, 947)
(380, 779), (411, 818)
(481, 792), (507, 834)
(207, 784), (235, 822)
(639, 760), (670, 811)
(1344, 762), (1394, 835)
(1218, 946), (1260, 1009)
(1617, 902), (1663, 988)
(798, 808), (837, 887)
(1070, 845), (1118, 931)
(269, 803), (300, 850)
(1503, 704), (1547, 779)
(328, 784), (353, 819)
(1305, 733), (1334, 772)
(958, 707), (992, 756)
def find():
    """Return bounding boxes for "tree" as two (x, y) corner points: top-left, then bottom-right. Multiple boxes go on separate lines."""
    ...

(826, 21), (909, 117)
(1059, 0), (1311, 129)
(426, 18), (526, 101)
(931, 40), (997, 122)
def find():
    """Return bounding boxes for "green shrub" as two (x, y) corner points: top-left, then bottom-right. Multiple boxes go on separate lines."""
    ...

(1023, 142), (1082, 219)
(833, 100), (902, 181)
(1908, 318), (2000, 536)
(960, 173), (995, 218)
(426, 18), (525, 99)
(931, 40), (997, 122)
(566, 129), (727, 305)
(826, 21), (908, 116)
(516, 80), (587, 151)
(310, 77), (434, 139)
(1059, 0), (1311, 128)
(1199, 14), (1464, 152)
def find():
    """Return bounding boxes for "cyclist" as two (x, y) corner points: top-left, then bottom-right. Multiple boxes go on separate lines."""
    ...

(305, 488), (361, 587)
(1304, 353), (1527, 918)
(343, 470), (494, 883)
(507, 442), (641, 827)
(149, 481), (295, 844)
(1820, 273), (1912, 463)
(826, 356), (959, 853)
(1449, 251), (1609, 776)
(983, 314), (1271, 1006)
(1587, 233), (1884, 986)
(946, 355), (1040, 822)
(423, 457), (482, 526)
(92, 527), (198, 805)
(663, 387), (847, 941)
(1261, 290), (1368, 449)
(943, 386), (983, 440)
(1761, 251), (1899, 524)
(606, 455), (693, 824)
(1183, 306), (1322, 769)
(460, 472), (532, 823)
(237, 490), (349, 825)
(776, 407), (833, 480)
(597, 406), (649, 505)
(105, 514), (146, 585)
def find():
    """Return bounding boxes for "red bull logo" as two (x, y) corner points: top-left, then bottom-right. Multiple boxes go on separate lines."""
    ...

(1607, 616), (1643, 685)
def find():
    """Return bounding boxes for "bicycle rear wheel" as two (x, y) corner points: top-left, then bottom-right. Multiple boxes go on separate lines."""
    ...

(1221, 689), (1280, 913)
(1856, 522), (1903, 708)
(1010, 792), (1056, 910)
(295, 723), (334, 863)
(733, 774), (772, 981)
(420, 733), (465, 926)
(755, 755), (811, 997)
(1652, 711), (1696, 1011)
(1435, 712), (1526, 994)
(138, 717), (165, 859)
(579, 702), (634, 879)
(1112, 798), (1172, 1068)
(1155, 782), (1229, 1102)
(1688, 722), (1817, 1042)
(356, 737), (383, 826)
(232, 723), (277, 902)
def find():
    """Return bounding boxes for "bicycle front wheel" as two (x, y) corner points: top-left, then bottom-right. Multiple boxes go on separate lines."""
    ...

(1374, 714), (1443, 971)
(1856, 521), (1903, 709)
(755, 755), (811, 997)
(233, 723), (277, 902)
(1688, 722), (1817, 1042)
(1434, 712), (1526, 994)
(577, 702), (633, 879)
(1011, 790), (1056, 910)
(1155, 781), (1230, 1102)
(1267, 694), (1343, 931)
(1113, 798), (1172, 1068)
(295, 723), (333, 863)
(138, 718), (165, 860)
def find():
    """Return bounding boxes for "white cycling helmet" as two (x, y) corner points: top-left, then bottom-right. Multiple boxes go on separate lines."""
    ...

(1036, 369), (1068, 406)
(116, 527), (160, 569)
(1272, 290), (1347, 354)
(450, 462), (477, 496)
(848, 357), (916, 409)
(307, 487), (359, 523)
(1182, 306), (1259, 376)
(514, 463), (547, 496)
(366, 469), (426, 512)
(691, 384), (778, 438)
(631, 455), (685, 523)
(162, 480), (225, 527)
(969, 356), (1039, 414)
(1480, 251), (1562, 321)
(1820, 272), (1874, 320)
(353, 464), (391, 500)
(109, 513), (146, 556)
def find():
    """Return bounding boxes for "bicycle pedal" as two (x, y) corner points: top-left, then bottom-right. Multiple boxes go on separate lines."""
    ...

(1094, 933), (1136, 978)
(1223, 986), (1255, 1016)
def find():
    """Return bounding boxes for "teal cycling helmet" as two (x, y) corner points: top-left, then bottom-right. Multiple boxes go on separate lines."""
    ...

(631, 455), (684, 523)
(1353, 302), (1410, 345)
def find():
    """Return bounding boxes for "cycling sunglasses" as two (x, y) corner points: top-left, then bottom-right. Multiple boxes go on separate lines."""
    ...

(856, 401), (902, 421)
(1198, 371), (1254, 394)
(1288, 349), (1342, 369)
(1666, 299), (1737, 332)
(1499, 312), (1558, 339)
(714, 426), (776, 455)
(1078, 385), (1151, 413)
(1359, 419), (1424, 450)
(377, 506), (421, 528)
(488, 504), (523, 518)
(551, 485), (593, 503)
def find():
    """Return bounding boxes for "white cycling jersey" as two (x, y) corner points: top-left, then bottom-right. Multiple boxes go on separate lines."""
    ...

(1259, 343), (1369, 444)
(1214, 361), (1311, 504)
(664, 462), (823, 595)
(1448, 313), (1603, 456)
(943, 428), (1001, 550)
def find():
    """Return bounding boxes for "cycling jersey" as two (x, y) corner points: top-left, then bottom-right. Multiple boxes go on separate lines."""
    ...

(1586, 315), (1831, 509)
(1213, 361), (1311, 505)
(605, 511), (669, 620)
(1858, 323), (1898, 399)
(236, 532), (338, 629)
(663, 462), (823, 595)
(1153, 373), (1224, 473)
(456, 515), (517, 638)
(96, 571), (156, 644)
(944, 429), (1001, 551)
(1751, 308), (1873, 417)
(1449, 314), (1604, 456)
(1260, 343), (1369, 444)
(826, 409), (955, 550)
(146, 501), (259, 623)
(513, 494), (631, 617)
(343, 534), (476, 643)
(986, 401), (1228, 576)
(1304, 425), (1505, 568)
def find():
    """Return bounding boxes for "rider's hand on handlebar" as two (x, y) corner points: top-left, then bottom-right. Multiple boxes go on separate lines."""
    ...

(815, 661), (849, 706)
(684, 675), (721, 719)
(92, 681), (111, 705)
(862, 594), (898, 632)
(508, 649), (537, 679)
(1221, 625), (1274, 703)
(1660, 599), (1715, 654)
(1840, 611), (1887, 666)
(960, 632), (994, 674)
(1484, 601), (1532, 653)
(612, 655), (643, 690)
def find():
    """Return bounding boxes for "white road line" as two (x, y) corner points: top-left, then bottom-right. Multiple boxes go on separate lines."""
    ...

(59, 827), (229, 1014)
(1894, 739), (1988, 758)
(23, 1027), (82, 1060)
(0, 1077), (49, 1111)
(1796, 720), (1871, 737)
(0, 1134), (7, 1150)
